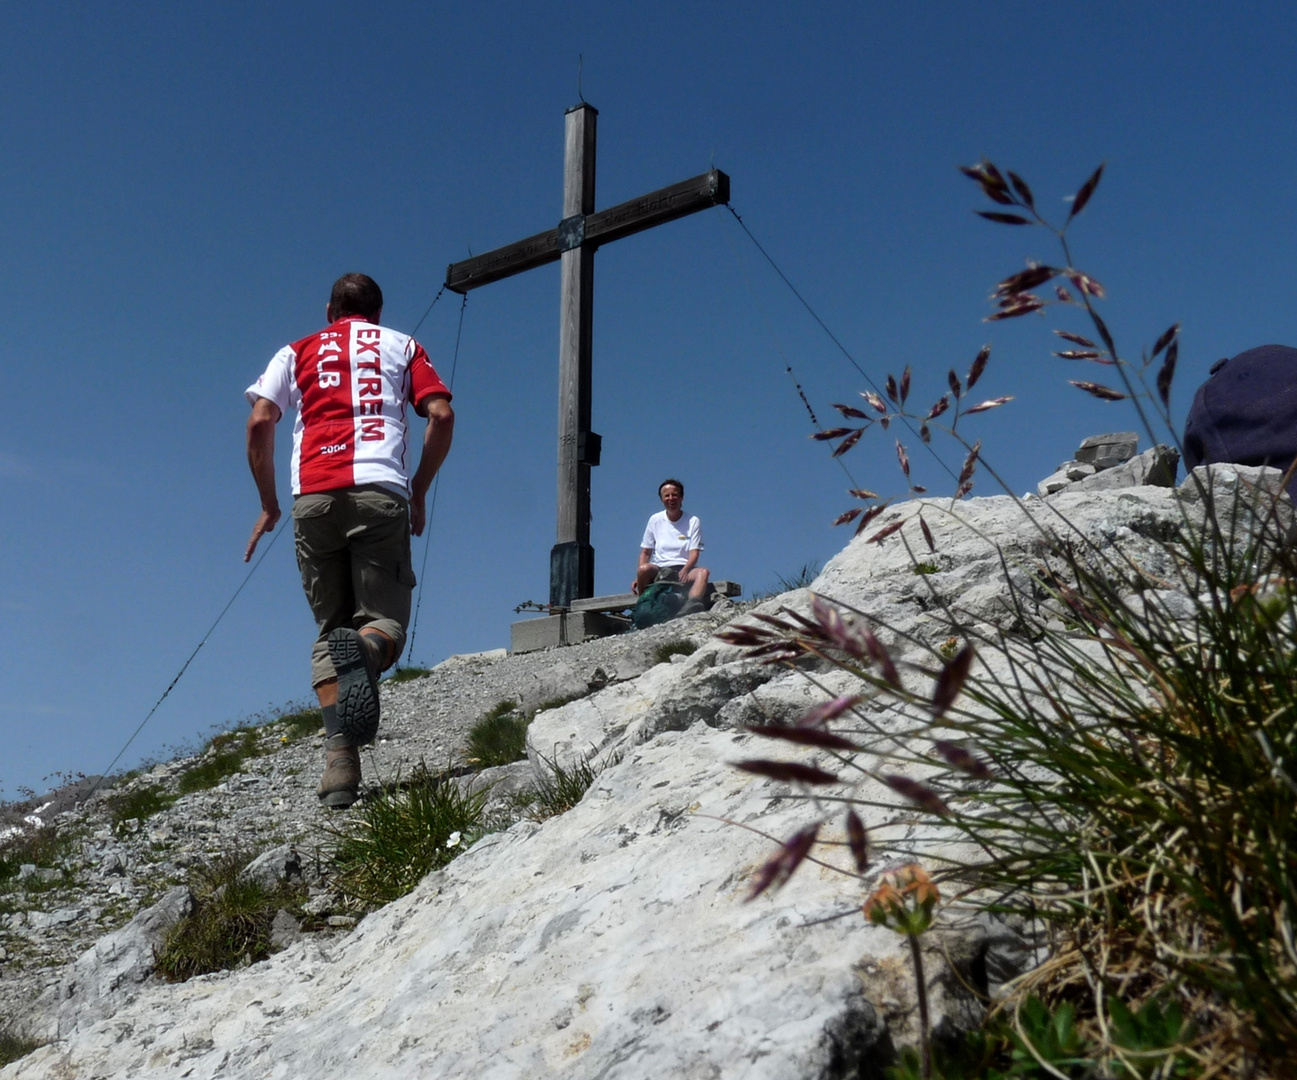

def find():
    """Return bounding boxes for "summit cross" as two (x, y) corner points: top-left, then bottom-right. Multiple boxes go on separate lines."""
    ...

(445, 103), (730, 607)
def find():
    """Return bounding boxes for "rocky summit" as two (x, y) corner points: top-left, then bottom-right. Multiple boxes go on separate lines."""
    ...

(0, 458), (1279, 1079)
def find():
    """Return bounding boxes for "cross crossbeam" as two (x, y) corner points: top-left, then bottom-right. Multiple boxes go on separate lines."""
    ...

(446, 169), (730, 294)
(444, 104), (731, 608)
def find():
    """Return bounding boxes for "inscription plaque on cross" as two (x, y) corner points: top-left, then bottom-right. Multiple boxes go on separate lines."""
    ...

(445, 103), (730, 608)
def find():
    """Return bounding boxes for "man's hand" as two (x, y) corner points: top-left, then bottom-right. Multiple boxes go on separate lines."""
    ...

(631, 579), (641, 596)
(245, 397), (282, 561)
(409, 491), (427, 537)
(245, 507), (281, 562)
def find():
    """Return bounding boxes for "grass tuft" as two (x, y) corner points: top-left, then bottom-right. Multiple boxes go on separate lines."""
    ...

(327, 762), (487, 908)
(522, 751), (620, 821)
(775, 561), (821, 592)
(653, 639), (697, 664)
(153, 850), (304, 982)
(104, 785), (177, 831)
(176, 728), (263, 794)
(533, 691), (588, 714)
(0, 826), (70, 883)
(275, 706), (323, 742)
(465, 701), (529, 768)
(0, 1025), (43, 1067)
(386, 666), (430, 684)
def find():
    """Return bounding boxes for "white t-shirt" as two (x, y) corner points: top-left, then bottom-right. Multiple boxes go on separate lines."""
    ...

(245, 316), (450, 496)
(641, 511), (703, 567)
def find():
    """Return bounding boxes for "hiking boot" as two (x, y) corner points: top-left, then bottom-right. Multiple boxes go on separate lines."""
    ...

(318, 735), (360, 809)
(679, 597), (707, 616)
(327, 627), (382, 745)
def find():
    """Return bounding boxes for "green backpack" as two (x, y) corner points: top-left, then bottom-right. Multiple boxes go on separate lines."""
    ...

(631, 581), (687, 629)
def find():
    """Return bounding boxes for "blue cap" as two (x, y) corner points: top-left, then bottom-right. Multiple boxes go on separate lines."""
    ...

(1183, 344), (1297, 496)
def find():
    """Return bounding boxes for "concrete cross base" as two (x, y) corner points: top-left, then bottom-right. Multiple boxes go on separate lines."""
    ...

(511, 610), (627, 654)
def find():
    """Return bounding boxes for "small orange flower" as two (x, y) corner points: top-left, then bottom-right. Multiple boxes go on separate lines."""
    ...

(863, 881), (902, 925)
(862, 863), (940, 936)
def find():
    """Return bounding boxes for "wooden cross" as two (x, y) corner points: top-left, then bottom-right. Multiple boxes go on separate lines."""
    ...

(445, 103), (730, 608)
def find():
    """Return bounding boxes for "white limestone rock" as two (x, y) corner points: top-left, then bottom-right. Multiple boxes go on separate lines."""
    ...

(526, 647), (773, 773)
(11, 481), (1268, 1080)
(241, 843), (313, 890)
(1036, 469), (1072, 496)
(452, 759), (535, 823)
(1178, 462), (1288, 503)
(33, 884), (194, 1039)
(9, 725), (992, 1079)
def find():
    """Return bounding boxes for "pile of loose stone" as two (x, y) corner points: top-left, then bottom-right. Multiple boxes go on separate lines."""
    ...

(0, 606), (736, 1030)
(1036, 431), (1180, 496)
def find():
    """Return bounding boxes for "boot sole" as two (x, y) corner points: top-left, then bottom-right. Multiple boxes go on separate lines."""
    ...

(320, 787), (359, 809)
(327, 628), (380, 745)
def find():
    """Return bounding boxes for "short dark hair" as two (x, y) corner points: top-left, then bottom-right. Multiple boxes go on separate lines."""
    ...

(329, 273), (383, 321)
(658, 478), (684, 498)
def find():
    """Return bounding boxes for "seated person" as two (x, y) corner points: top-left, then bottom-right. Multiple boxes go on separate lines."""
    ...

(633, 478), (710, 615)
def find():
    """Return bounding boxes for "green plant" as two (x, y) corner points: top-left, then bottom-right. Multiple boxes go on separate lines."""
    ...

(465, 701), (530, 768)
(534, 691), (589, 714)
(0, 1025), (43, 1067)
(653, 639), (698, 664)
(176, 728), (263, 794)
(104, 784), (177, 832)
(723, 165), (1295, 1076)
(1005, 998), (1088, 1079)
(1104, 995), (1195, 1079)
(154, 850), (305, 981)
(275, 706), (323, 742)
(911, 560), (939, 576)
(887, 1020), (1014, 1080)
(752, 561), (823, 601)
(886, 994), (1190, 1080)
(865, 864), (941, 1079)
(327, 762), (487, 908)
(523, 750), (620, 820)
(0, 826), (70, 882)
(386, 665), (430, 684)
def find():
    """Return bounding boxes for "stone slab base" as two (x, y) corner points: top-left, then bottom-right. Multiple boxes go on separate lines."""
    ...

(510, 610), (626, 654)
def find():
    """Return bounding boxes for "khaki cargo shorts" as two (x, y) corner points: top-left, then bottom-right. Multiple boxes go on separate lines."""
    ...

(292, 485), (417, 687)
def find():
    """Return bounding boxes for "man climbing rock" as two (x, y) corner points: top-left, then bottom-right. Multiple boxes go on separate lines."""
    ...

(632, 478), (709, 616)
(243, 274), (454, 808)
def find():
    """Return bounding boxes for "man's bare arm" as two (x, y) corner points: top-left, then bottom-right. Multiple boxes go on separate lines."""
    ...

(244, 397), (282, 562)
(409, 394), (455, 536)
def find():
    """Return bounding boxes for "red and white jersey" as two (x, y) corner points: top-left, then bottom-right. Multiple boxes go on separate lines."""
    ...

(245, 316), (451, 496)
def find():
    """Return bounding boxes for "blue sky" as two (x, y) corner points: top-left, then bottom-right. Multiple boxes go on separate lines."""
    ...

(3, 2), (1296, 798)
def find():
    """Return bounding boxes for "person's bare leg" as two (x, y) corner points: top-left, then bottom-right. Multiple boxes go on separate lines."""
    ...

(686, 567), (710, 600)
(359, 628), (395, 671)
